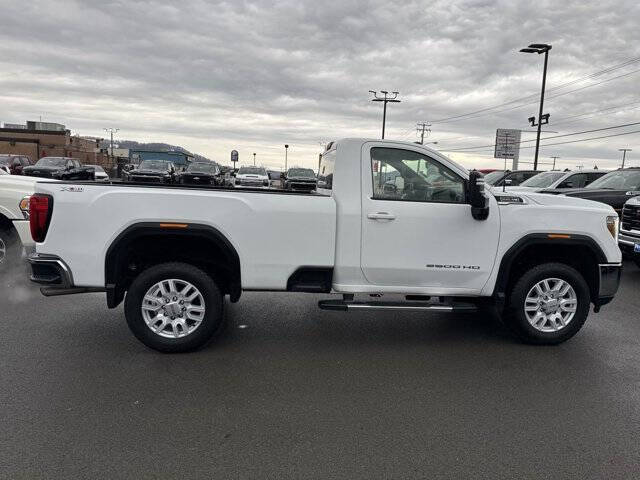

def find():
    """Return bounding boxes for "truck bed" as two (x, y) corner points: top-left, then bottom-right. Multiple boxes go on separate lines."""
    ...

(34, 181), (336, 289)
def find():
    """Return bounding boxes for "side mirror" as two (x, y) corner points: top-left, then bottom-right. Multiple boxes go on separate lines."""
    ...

(468, 171), (490, 221)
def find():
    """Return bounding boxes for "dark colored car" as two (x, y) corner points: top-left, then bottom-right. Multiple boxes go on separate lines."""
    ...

(483, 169), (542, 188)
(284, 167), (317, 191)
(179, 162), (222, 186)
(0, 154), (33, 175)
(127, 159), (177, 184)
(543, 168), (640, 215)
(23, 157), (95, 180)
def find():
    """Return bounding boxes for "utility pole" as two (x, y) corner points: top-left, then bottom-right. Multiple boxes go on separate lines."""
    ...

(619, 148), (632, 168)
(416, 122), (431, 145)
(284, 144), (289, 172)
(253, 152), (256, 166)
(103, 128), (119, 157)
(550, 156), (560, 170)
(520, 43), (552, 170)
(369, 90), (400, 139)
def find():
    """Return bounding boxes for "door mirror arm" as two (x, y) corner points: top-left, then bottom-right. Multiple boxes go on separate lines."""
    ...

(468, 171), (490, 221)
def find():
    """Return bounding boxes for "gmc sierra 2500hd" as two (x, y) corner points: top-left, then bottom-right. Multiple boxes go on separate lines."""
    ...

(28, 139), (622, 352)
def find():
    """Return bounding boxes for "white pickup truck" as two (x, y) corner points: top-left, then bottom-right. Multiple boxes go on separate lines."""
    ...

(28, 139), (622, 352)
(0, 172), (37, 267)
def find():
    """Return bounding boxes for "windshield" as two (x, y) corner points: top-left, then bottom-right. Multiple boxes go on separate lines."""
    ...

(288, 168), (315, 178)
(138, 160), (169, 171)
(587, 170), (640, 190)
(483, 170), (506, 185)
(187, 163), (216, 173)
(519, 171), (567, 188)
(36, 157), (67, 167)
(0, 156), (11, 165)
(238, 167), (266, 175)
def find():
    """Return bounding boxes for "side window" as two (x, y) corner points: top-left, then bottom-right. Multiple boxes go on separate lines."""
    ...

(560, 173), (586, 188)
(370, 147), (465, 203)
(318, 149), (336, 190)
(66, 160), (74, 169)
(586, 173), (603, 186)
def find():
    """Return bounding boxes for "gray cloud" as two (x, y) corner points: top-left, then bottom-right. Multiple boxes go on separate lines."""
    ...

(1, 0), (639, 170)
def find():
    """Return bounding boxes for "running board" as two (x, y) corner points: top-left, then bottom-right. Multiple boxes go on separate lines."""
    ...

(318, 299), (477, 312)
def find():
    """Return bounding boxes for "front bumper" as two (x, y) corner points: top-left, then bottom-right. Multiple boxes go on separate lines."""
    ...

(595, 263), (622, 310)
(618, 230), (640, 257)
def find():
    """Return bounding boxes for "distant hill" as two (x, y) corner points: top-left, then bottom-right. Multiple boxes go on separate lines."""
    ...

(100, 139), (212, 163)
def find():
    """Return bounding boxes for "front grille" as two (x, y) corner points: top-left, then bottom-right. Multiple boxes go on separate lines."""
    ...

(621, 203), (640, 232)
(26, 171), (53, 178)
(131, 176), (162, 183)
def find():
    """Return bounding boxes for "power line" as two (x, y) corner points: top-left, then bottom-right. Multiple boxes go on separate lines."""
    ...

(444, 121), (640, 152)
(428, 57), (640, 124)
(441, 128), (640, 154)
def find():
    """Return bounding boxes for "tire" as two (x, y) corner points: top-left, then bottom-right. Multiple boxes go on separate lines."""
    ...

(0, 226), (21, 270)
(504, 262), (591, 345)
(124, 262), (224, 353)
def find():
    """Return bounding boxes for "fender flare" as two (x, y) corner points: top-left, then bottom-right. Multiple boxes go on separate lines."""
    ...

(104, 222), (241, 308)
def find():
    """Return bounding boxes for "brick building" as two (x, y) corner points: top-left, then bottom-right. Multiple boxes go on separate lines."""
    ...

(0, 124), (110, 169)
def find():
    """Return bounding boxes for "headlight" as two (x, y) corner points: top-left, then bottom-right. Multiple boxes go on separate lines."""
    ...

(19, 196), (30, 219)
(606, 215), (619, 241)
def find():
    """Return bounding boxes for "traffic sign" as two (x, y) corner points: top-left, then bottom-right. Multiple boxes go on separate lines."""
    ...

(231, 150), (238, 166)
(494, 129), (521, 169)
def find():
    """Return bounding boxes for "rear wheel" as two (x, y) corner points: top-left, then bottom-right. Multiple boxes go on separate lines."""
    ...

(505, 263), (590, 345)
(124, 262), (224, 352)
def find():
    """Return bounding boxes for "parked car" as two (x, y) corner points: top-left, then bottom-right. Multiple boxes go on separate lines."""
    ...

(126, 159), (177, 184)
(543, 168), (640, 215)
(87, 165), (110, 182)
(0, 154), (33, 175)
(23, 157), (95, 180)
(179, 162), (222, 186)
(0, 174), (49, 268)
(617, 195), (640, 268)
(506, 169), (607, 193)
(284, 167), (317, 191)
(234, 166), (269, 188)
(267, 170), (283, 188)
(483, 169), (542, 188)
(28, 138), (621, 352)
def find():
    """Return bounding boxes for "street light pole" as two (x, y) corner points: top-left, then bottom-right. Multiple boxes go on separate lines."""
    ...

(520, 43), (552, 170)
(369, 90), (400, 139)
(550, 156), (560, 170)
(284, 144), (289, 171)
(103, 128), (119, 157)
(619, 148), (632, 168)
(253, 152), (256, 166)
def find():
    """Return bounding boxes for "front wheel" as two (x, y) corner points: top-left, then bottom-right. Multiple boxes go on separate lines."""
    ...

(504, 262), (591, 345)
(124, 262), (224, 352)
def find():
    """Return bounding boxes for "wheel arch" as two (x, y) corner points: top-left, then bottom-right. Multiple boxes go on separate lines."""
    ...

(105, 222), (241, 308)
(493, 233), (606, 307)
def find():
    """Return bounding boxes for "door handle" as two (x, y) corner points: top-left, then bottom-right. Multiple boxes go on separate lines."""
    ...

(367, 212), (396, 220)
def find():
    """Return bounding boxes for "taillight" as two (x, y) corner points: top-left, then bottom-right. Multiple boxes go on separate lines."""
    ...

(29, 194), (53, 243)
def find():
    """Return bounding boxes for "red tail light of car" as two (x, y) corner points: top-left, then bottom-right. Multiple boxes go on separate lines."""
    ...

(29, 193), (54, 243)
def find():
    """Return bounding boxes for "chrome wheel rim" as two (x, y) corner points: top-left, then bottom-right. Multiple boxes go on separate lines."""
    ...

(0, 236), (6, 264)
(141, 279), (206, 339)
(524, 277), (577, 333)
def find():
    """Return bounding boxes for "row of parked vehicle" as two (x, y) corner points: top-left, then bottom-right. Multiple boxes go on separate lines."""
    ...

(123, 159), (319, 191)
(0, 154), (109, 181)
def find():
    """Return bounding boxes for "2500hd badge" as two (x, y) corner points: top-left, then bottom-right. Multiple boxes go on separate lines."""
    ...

(426, 264), (481, 270)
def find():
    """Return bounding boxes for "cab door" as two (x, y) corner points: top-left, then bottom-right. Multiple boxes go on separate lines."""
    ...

(360, 144), (500, 293)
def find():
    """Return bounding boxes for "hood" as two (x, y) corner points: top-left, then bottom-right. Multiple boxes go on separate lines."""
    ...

(560, 188), (629, 198)
(182, 172), (214, 177)
(237, 174), (267, 180)
(519, 191), (616, 213)
(23, 165), (61, 172)
(501, 186), (539, 193)
(287, 176), (316, 181)
(131, 169), (166, 175)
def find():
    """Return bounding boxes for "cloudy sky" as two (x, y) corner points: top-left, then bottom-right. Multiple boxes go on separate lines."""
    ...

(1, 0), (639, 170)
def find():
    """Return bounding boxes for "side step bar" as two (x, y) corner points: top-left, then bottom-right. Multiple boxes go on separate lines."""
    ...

(318, 299), (477, 312)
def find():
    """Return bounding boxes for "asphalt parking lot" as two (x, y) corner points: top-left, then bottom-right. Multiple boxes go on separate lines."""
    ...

(1, 262), (640, 479)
